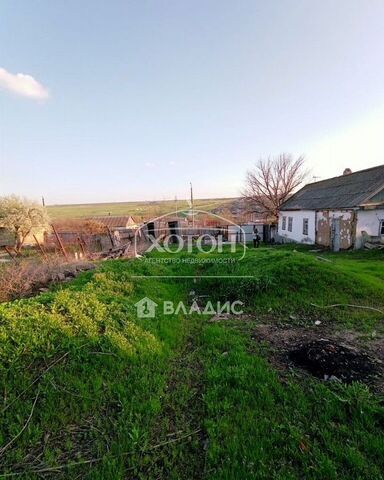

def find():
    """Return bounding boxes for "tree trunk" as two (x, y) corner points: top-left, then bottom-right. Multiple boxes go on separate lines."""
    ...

(15, 229), (28, 253)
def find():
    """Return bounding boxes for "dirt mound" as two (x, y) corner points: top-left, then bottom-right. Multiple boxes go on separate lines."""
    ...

(288, 339), (378, 383)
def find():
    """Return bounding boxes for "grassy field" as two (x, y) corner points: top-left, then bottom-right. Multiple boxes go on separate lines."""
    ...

(0, 246), (383, 478)
(47, 198), (237, 220)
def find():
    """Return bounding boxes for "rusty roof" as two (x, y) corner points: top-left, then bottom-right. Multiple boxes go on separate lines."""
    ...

(89, 216), (137, 228)
(280, 164), (384, 210)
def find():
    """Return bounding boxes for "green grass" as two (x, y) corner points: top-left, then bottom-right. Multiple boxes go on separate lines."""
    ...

(0, 261), (189, 478)
(0, 245), (383, 478)
(202, 323), (384, 479)
(47, 198), (236, 220)
(189, 245), (384, 331)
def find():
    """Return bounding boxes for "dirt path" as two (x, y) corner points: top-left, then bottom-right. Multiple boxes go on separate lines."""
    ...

(136, 317), (206, 480)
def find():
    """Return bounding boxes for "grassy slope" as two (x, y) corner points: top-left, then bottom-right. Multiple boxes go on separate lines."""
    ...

(197, 247), (384, 479)
(202, 324), (384, 480)
(46, 198), (236, 220)
(0, 261), (191, 478)
(195, 246), (384, 327)
(0, 246), (383, 478)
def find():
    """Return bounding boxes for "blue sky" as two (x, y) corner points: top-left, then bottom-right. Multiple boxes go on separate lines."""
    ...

(1, 0), (384, 204)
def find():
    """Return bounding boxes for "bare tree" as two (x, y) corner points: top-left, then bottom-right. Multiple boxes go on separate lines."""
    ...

(243, 154), (307, 222)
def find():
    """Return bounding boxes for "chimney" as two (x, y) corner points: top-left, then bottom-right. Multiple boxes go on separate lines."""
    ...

(343, 168), (352, 176)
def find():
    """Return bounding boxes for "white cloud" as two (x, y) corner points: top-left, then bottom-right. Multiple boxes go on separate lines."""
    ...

(0, 67), (49, 100)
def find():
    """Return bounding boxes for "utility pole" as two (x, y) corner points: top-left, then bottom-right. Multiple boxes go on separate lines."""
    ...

(42, 196), (45, 207)
(174, 195), (178, 215)
(190, 182), (194, 228)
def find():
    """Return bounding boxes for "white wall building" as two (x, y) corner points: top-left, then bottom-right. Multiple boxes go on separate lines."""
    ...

(278, 165), (384, 250)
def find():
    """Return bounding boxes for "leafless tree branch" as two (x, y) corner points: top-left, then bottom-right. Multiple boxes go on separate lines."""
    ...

(242, 154), (307, 221)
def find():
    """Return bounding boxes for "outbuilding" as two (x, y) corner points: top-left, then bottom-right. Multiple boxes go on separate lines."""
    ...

(278, 165), (384, 250)
(89, 215), (138, 230)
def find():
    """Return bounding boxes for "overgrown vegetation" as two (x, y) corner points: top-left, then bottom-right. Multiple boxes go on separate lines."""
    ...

(0, 261), (188, 478)
(0, 258), (94, 302)
(0, 246), (383, 478)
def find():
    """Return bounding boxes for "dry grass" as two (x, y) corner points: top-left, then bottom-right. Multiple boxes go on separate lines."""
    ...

(0, 256), (95, 302)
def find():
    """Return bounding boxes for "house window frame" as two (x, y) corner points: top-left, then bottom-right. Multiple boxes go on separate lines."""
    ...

(282, 216), (287, 230)
(303, 218), (309, 236)
(288, 217), (293, 232)
(380, 220), (384, 236)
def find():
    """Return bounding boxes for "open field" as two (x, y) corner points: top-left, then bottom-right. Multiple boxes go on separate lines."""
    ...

(47, 198), (237, 220)
(0, 246), (383, 479)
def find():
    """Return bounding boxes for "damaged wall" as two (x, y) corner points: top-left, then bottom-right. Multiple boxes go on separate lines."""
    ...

(315, 210), (356, 250)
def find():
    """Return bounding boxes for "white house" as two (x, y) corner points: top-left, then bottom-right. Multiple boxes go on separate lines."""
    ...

(278, 165), (384, 250)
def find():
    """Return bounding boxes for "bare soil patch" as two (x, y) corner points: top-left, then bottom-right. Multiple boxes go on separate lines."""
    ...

(288, 339), (378, 383)
(250, 322), (384, 388)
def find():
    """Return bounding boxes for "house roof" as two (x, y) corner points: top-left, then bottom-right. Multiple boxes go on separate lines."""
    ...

(280, 165), (384, 211)
(89, 215), (137, 228)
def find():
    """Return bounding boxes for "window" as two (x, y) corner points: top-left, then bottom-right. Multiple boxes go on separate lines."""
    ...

(282, 216), (287, 230)
(303, 218), (309, 236)
(288, 217), (293, 232)
(380, 220), (384, 236)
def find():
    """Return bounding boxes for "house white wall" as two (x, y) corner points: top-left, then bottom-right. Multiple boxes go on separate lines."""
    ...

(278, 208), (384, 249)
(355, 209), (384, 248)
(278, 210), (316, 244)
